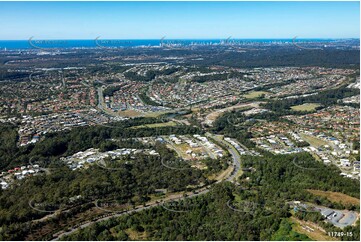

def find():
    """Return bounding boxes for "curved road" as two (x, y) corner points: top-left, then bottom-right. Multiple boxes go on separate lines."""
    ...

(207, 133), (241, 182)
(52, 134), (241, 240)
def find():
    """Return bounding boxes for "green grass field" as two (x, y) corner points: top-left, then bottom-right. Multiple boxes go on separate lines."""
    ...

(243, 91), (269, 99)
(290, 103), (320, 112)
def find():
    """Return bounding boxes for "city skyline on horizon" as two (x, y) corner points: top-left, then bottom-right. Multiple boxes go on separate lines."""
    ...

(0, 37), (359, 40)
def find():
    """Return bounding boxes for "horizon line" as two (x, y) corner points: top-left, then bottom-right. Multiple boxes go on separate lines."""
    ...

(0, 37), (360, 41)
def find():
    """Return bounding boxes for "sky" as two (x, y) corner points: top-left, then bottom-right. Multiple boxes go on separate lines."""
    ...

(0, 1), (359, 40)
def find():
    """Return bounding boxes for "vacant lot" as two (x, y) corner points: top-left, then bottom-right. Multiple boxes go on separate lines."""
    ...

(143, 110), (172, 118)
(118, 110), (142, 117)
(291, 103), (321, 111)
(306, 189), (360, 206)
(299, 133), (328, 148)
(204, 102), (262, 124)
(290, 216), (338, 241)
(243, 91), (270, 99)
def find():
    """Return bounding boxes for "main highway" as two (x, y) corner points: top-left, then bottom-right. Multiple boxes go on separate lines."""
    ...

(207, 133), (241, 182)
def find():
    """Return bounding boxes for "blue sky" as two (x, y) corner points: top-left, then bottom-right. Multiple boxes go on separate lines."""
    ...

(0, 1), (359, 40)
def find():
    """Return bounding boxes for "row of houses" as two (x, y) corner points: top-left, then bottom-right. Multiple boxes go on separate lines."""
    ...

(61, 147), (159, 170)
(1, 164), (42, 190)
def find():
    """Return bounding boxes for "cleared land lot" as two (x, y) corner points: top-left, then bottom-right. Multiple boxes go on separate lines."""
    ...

(118, 110), (142, 117)
(306, 189), (360, 206)
(165, 135), (222, 161)
(290, 216), (337, 241)
(243, 91), (270, 99)
(300, 133), (328, 148)
(204, 102), (262, 124)
(291, 103), (321, 111)
(172, 142), (207, 161)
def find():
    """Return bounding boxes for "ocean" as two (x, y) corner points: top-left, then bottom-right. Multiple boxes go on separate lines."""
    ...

(0, 39), (339, 50)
